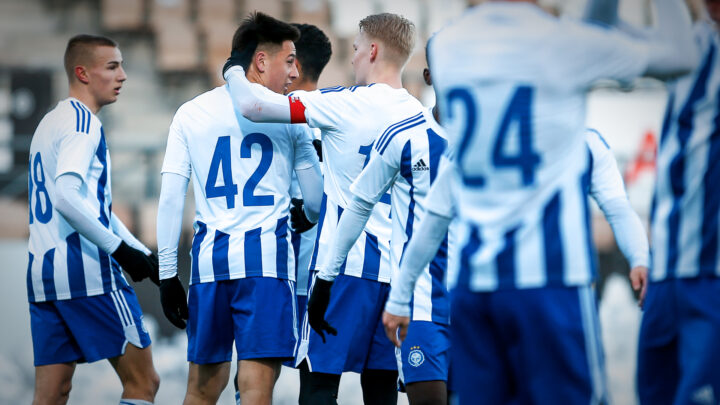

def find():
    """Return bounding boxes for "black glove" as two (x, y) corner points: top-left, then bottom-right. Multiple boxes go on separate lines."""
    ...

(290, 198), (316, 233)
(160, 276), (189, 329)
(307, 278), (337, 343)
(112, 241), (156, 284)
(222, 49), (244, 77)
(312, 139), (322, 162)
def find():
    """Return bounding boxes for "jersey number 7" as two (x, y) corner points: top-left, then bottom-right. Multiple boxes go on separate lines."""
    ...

(205, 134), (274, 208)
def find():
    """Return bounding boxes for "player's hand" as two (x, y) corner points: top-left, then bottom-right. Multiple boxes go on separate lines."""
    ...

(160, 276), (189, 329)
(312, 139), (322, 162)
(629, 265), (648, 308)
(290, 198), (316, 233)
(307, 278), (337, 343)
(382, 311), (410, 348)
(222, 49), (246, 78)
(112, 241), (156, 284)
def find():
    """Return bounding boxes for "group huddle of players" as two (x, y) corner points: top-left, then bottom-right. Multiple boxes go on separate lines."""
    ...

(25, 0), (720, 404)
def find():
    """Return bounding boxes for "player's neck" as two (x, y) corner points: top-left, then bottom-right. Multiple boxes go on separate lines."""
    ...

(288, 79), (318, 92)
(366, 68), (403, 89)
(69, 86), (101, 114)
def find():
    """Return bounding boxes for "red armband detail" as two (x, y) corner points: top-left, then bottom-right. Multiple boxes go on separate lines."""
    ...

(289, 95), (307, 124)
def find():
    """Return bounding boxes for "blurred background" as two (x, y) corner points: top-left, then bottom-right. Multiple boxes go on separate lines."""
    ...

(0, 0), (666, 403)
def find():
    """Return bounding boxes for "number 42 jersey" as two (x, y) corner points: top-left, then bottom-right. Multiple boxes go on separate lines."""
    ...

(162, 85), (318, 284)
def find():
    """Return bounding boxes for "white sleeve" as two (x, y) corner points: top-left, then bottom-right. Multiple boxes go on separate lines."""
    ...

(601, 197), (650, 268)
(293, 126), (319, 171)
(225, 66), (292, 123)
(55, 173), (122, 254)
(587, 130), (627, 206)
(295, 165), (323, 223)
(424, 156), (458, 219)
(55, 125), (99, 182)
(317, 196), (375, 282)
(318, 153), (398, 281)
(587, 130), (649, 268)
(110, 215), (150, 255)
(161, 113), (192, 178)
(385, 211), (453, 316)
(156, 172), (189, 280)
(561, 0), (697, 86)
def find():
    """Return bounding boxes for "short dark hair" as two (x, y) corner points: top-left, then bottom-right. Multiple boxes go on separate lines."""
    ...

(64, 34), (118, 80)
(231, 12), (301, 70)
(291, 23), (332, 83)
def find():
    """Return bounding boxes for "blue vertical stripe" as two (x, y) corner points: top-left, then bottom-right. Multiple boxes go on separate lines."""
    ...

(400, 142), (415, 256)
(581, 160), (598, 280)
(212, 230), (231, 281)
(81, 104), (91, 133)
(543, 192), (564, 284)
(191, 221), (207, 284)
(244, 227), (263, 277)
(41, 248), (56, 301)
(336, 205), (347, 275)
(699, 87), (720, 276)
(309, 193), (327, 271)
(361, 234), (381, 280)
(98, 248), (113, 293)
(666, 43), (716, 278)
(96, 130), (110, 227)
(26, 253), (35, 302)
(659, 93), (676, 147)
(291, 230), (302, 274)
(70, 101), (81, 132)
(427, 128), (447, 183)
(429, 234), (450, 324)
(275, 216), (290, 280)
(457, 225), (481, 290)
(66, 232), (87, 298)
(496, 227), (518, 289)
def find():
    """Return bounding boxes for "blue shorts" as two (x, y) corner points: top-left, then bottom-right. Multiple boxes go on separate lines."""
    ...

(30, 286), (151, 366)
(297, 273), (396, 374)
(187, 277), (297, 364)
(450, 285), (607, 405)
(283, 293), (308, 368)
(637, 277), (720, 405)
(397, 321), (450, 385)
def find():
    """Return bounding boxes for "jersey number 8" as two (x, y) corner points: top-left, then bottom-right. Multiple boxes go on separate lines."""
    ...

(28, 152), (53, 224)
(206, 134), (274, 208)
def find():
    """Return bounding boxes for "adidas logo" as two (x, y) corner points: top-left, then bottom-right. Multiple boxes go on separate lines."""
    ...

(412, 159), (429, 171)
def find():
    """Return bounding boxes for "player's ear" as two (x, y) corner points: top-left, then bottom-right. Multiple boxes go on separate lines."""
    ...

(423, 68), (432, 86)
(369, 42), (378, 63)
(254, 51), (267, 73)
(74, 65), (90, 84)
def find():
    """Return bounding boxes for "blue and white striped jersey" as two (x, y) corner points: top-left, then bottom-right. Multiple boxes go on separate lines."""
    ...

(351, 109), (453, 324)
(651, 21), (720, 281)
(162, 86), (318, 284)
(27, 98), (128, 302)
(429, 3), (651, 292)
(292, 84), (424, 283)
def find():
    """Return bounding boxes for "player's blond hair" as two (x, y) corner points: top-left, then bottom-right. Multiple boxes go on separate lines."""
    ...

(358, 13), (416, 68)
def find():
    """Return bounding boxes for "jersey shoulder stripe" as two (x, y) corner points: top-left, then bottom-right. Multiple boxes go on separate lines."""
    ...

(375, 112), (425, 154)
(69, 100), (91, 134)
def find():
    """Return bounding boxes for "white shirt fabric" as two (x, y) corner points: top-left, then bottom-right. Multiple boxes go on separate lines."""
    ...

(160, 85), (319, 283)
(292, 84), (425, 283)
(651, 21), (720, 280)
(347, 108), (454, 323)
(430, 3), (652, 292)
(585, 128), (649, 269)
(27, 98), (129, 302)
